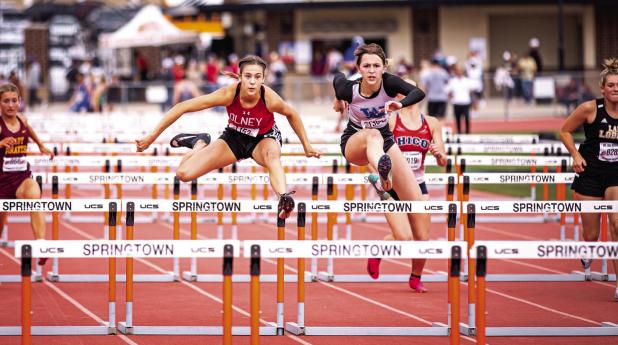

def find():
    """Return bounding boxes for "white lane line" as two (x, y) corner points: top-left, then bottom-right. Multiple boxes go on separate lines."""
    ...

(63, 220), (311, 345)
(0, 247), (138, 345)
(485, 287), (601, 325)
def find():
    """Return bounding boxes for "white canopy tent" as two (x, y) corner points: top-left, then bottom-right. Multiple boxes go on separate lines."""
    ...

(101, 4), (199, 49)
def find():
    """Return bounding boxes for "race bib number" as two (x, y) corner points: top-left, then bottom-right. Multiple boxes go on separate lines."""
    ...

(599, 142), (618, 162)
(229, 124), (259, 137)
(3, 156), (28, 172)
(360, 117), (388, 129)
(403, 152), (422, 170)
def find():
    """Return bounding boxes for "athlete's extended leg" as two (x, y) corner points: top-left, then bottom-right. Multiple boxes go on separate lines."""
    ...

(575, 192), (603, 270)
(344, 129), (391, 190)
(176, 139), (237, 182)
(178, 134), (212, 166)
(252, 138), (294, 218)
(16, 178), (44, 240)
(252, 138), (286, 195)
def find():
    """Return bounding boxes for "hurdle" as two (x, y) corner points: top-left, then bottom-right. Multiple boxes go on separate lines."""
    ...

(2, 175), (49, 249)
(462, 172), (578, 238)
(116, 202), (266, 336)
(247, 234), (465, 341)
(589, 213), (618, 282)
(317, 192), (459, 284)
(457, 155), (572, 223)
(473, 241), (618, 338)
(458, 201), (618, 335)
(6, 210), (120, 337)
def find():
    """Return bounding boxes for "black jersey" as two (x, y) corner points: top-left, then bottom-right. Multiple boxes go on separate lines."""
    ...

(579, 98), (618, 169)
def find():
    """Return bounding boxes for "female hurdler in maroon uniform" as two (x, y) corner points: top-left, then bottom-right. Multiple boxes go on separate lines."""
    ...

(0, 83), (54, 265)
(136, 55), (320, 218)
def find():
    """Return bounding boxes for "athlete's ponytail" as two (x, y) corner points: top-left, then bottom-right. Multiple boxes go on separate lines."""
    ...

(600, 58), (618, 87)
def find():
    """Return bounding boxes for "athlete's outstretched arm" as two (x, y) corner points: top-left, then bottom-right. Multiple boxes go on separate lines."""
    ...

(17, 113), (53, 159)
(559, 100), (595, 173)
(265, 87), (320, 158)
(136, 83), (236, 152)
(426, 116), (447, 166)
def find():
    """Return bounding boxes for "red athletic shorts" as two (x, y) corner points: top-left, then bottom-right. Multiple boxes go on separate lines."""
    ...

(0, 171), (31, 199)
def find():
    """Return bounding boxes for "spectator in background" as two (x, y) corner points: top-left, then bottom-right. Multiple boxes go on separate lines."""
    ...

(204, 54), (221, 92)
(310, 50), (327, 103)
(518, 51), (537, 103)
(268, 51), (287, 98)
(186, 59), (203, 86)
(171, 55), (186, 83)
(65, 59), (79, 98)
(69, 73), (92, 113)
(446, 64), (480, 134)
(326, 47), (343, 77)
(394, 57), (413, 78)
(421, 59), (450, 120)
(343, 36), (365, 77)
(494, 51), (515, 100)
(529, 37), (543, 73)
(135, 51), (149, 81)
(91, 75), (109, 113)
(8, 71), (25, 112)
(172, 74), (201, 105)
(25, 56), (41, 108)
(224, 53), (240, 75)
(465, 50), (484, 110)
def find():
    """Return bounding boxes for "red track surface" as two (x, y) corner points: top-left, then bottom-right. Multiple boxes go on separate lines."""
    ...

(1, 177), (617, 345)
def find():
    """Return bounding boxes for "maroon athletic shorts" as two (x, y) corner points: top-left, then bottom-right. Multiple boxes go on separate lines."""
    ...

(0, 171), (32, 199)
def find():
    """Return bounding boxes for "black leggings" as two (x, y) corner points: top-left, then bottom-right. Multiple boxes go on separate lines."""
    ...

(453, 104), (470, 134)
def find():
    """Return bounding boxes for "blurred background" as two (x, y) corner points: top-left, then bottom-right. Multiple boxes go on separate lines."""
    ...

(1, 0), (617, 123)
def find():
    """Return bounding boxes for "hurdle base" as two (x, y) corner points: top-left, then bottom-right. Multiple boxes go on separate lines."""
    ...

(284, 324), (449, 336)
(314, 273), (448, 283)
(46, 272), (175, 282)
(590, 271), (617, 282)
(117, 322), (279, 335)
(317, 271), (333, 282)
(182, 271), (311, 282)
(485, 323), (618, 336)
(0, 272), (42, 283)
(0, 240), (15, 248)
(0, 325), (112, 335)
(485, 272), (588, 282)
(459, 322), (476, 336)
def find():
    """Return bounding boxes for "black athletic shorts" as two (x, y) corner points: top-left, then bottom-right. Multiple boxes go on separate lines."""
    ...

(340, 122), (395, 157)
(571, 168), (618, 198)
(219, 125), (282, 160)
(427, 101), (447, 118)
(389, 182), (428, 201)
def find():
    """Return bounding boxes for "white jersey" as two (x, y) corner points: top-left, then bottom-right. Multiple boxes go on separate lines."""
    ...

(348, 83), (393, 129)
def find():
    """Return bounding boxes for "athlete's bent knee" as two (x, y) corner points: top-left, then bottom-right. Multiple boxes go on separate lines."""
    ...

(175, 168), (193, 183)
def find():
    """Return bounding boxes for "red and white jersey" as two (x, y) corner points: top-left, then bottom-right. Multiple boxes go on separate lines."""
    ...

(392, 113), (432, 183)
(225, 84), (275, 137)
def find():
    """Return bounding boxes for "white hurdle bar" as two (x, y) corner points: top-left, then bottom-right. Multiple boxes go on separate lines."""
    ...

(472, 241), (618, 338)
(244, 238), (465, 341)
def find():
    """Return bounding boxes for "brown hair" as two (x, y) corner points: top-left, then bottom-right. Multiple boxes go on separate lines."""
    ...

(0, 83), (20, 99)
(354, 43), (388, 67)
(600, 58), (618, 87)
(221, 55), (268, 80)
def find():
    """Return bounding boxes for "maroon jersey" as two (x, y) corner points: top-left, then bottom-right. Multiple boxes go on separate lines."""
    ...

(0, 116), (31, 199)
(392, 113), (432, 183)
(225, 84), (275, 136)
(0, 116), (29, 173)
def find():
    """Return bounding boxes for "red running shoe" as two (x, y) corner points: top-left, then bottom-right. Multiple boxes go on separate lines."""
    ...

(377, 154), (393, 191)
(367, 258), (381, 279)
(409, 274), (427, 293)
(38, 257), (48, 266)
